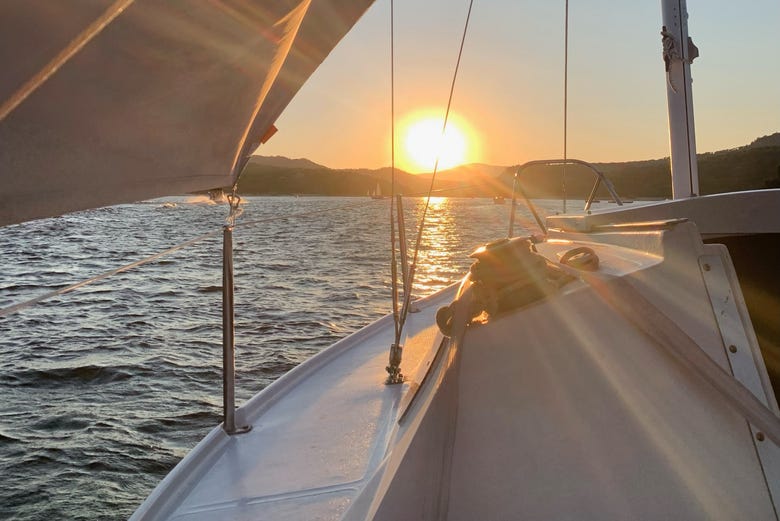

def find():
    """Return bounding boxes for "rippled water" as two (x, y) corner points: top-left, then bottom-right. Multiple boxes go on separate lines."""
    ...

(0, 196), (569, 520)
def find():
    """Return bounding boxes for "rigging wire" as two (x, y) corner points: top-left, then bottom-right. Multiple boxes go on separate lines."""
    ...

(389, 0), (401, 343)
(397, 0), (475, 337)
(562, 0), (569, 214)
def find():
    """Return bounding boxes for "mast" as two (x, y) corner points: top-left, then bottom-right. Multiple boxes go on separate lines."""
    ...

(661, 0), (699, 199)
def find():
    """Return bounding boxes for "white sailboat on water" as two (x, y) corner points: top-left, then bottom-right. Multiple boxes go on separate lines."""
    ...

(2, 0), (780, 519)
(371, 182), (385, 199)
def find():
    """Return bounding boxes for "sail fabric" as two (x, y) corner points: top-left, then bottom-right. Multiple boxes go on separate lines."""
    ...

(0, 0), (374, 226)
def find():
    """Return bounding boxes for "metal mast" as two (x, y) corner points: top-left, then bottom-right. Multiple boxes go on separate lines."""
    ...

(661, 0), (700, 199)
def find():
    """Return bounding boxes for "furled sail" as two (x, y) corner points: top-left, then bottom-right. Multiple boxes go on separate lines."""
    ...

(0, 0), (373, 226)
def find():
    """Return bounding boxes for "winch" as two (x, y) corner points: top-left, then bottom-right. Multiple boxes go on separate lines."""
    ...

(436, 237), (574, 336)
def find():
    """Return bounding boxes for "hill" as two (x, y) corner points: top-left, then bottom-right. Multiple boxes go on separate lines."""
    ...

(750, 133), (780, 149)
(239, 133), (780, 198)
(247, 155), (326, 169)
(237, 163), (431, 197)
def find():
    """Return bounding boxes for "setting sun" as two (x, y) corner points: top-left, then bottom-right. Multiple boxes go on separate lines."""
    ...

(397, 111), (478, 173)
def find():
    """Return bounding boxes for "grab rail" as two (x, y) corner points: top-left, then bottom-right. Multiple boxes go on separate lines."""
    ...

(508, 158), (623, 237)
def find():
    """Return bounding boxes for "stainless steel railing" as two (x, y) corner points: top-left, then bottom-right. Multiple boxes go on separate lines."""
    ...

(509, 158), (623, 237)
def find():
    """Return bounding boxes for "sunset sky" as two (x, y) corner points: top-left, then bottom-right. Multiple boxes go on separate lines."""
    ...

(258, 0), (780, 173)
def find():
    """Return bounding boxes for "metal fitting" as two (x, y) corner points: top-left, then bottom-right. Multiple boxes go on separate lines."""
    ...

(385, 343), (404, 384)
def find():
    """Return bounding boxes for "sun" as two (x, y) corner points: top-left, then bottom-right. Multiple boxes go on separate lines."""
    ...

(398, 112), (476, 173)
(405, 118), (465, 171)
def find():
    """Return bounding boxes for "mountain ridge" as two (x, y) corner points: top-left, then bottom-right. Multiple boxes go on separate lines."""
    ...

(248, 155), (326, 170)
(241, 132), (780, 198)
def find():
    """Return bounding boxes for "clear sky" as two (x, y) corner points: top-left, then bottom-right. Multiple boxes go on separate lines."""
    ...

(258, 0), (779, 172)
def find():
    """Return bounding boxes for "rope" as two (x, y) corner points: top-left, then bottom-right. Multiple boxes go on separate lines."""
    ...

(559, 246), (599, 271)
(661, 26), (680, 94)
(225, 192), (243, 227)
(397, 0), (475, 338)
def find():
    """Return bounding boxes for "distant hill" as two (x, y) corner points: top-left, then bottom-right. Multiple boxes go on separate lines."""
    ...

(248, 155), (325, 169)
(749, 133), (780, 149)
(434, 163), (508, 182)
(238, 133), (780, 198)
(237, 163), (430, 197)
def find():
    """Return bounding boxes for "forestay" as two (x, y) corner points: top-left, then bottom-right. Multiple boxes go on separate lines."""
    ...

(0, 0), (373, 226)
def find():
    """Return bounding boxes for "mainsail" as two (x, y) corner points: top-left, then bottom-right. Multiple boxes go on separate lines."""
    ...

(0, 0), (374, 226)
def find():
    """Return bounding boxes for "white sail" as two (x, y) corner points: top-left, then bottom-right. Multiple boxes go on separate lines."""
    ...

(0, 0), (374, 226)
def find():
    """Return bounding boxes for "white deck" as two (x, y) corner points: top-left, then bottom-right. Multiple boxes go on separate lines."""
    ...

(547, 189), (780, 237)
(134, 215), (780, 520)
(131, 286), (453, 521)
(451, 266), (774, 519)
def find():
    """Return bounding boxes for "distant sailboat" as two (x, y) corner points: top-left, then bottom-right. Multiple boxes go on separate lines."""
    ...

(371, 182), (385, 199)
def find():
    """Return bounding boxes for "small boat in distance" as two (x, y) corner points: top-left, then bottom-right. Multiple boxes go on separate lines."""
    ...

(370, 182), (385, 199)
(492, 195), (505, 204)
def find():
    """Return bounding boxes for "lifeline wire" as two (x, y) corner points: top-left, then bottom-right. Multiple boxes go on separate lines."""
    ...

(0, 229), (219, 318)
(398, 0), (475, 335)
(0, 183), (501, 320)
(0, 199), (378, 318)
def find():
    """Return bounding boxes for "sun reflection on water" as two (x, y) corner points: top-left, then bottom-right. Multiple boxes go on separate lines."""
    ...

(407, 197), (470, 294)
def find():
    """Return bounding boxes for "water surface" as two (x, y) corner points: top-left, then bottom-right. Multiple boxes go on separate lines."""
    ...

(0, 195), (576, 519)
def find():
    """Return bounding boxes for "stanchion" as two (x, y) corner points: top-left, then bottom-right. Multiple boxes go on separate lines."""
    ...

(222, 224), (250, 435)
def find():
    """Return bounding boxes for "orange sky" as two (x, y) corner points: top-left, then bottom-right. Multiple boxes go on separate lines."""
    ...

(257, 0), (780, 172)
